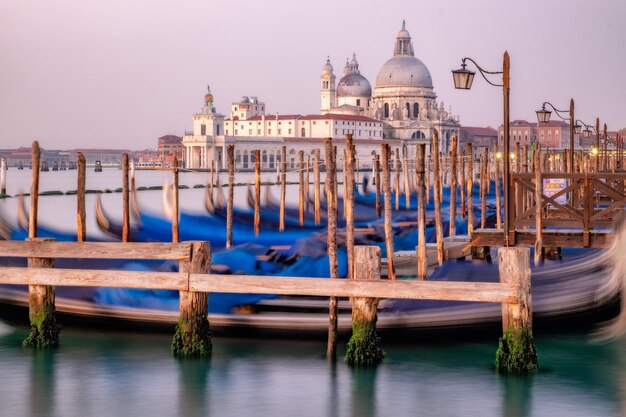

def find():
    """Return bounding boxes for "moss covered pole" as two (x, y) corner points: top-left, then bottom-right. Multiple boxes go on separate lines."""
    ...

(345, 246), (385, 366)
(172, 241), (212, 356)
(345, 134), (355, 280)
(495, 247), (538, 374)
(24, 142), (60, 348)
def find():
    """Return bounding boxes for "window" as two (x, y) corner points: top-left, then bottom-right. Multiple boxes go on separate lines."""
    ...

(406, 102), (410, 117)
(413, 103), (419, 117)
(356, 99), (361, 106)
(268, 129), (272, 135)
(216, 125), (220, 135)
(301, 127), (306, 136)
(257, 129), (261, 135)
(248, 129), (252, 135)
(384, 103), (389, 118)
(201, 124), (206, 135)
(288, 129), (292, 134)
(313, 121), (317, 125)
(278, 129), (282, 135)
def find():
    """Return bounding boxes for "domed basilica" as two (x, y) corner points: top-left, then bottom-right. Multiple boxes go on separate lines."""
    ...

(182, 22), (460, 170)
(322, 21), (460, 147)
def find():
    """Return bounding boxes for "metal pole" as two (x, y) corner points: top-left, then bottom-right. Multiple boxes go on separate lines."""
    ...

(503, 51), (512, 246)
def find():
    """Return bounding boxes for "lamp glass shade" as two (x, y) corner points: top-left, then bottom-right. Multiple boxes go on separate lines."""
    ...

(574, 124), (582, 134)
(582, 128), (592, 139)
(536, 108), (551, 123)
(452, 68), (475, 90)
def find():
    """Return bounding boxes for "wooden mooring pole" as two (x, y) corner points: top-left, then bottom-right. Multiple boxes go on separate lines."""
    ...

(495, 247), (538, 374)
(172, 157), (180, 244)
(432, 130), (444, 266)
(381, 143), (395, 280)
(325, 138), (339, 360)
(416, 144), (427, 280)
(449, 136), (458, 236)
(122, 153), (130, 243)
(460, 149), (466, 220)
(402, 145), (410, 209)
(254, 150), (261, 236)
(226, 146), (234, 248)
(172, 241), (212, 356)
(313, 149), (321, 225)
(280, 145), (287, 232)
(345, 246), (385, 366)
(375, 154), (381, 218)
(534, 149), (544, 266)
(395, 149), (401, 211)
(345, 134), (355, 279)
(481, 147), (488, 229)
(25, 141), (60, 348)
(299, 150), (305, 226)
(77, 152), (86, 242)
(0, 158), (6, 195)
(466, 144), (474, 236)
(495, 142), (502, 229)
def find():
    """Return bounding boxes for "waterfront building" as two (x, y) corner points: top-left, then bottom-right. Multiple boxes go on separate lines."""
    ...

(496, 120), (574, 151)
(182, 22), (461, 170)
(459, 127), (498, 151)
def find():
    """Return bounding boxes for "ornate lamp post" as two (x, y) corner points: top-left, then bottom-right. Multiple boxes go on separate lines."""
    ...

(452, 52), (512, 245)
(535, 99), (575, 172)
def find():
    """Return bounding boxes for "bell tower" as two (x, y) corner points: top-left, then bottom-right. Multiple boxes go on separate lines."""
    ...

(320, 57), (336, 113)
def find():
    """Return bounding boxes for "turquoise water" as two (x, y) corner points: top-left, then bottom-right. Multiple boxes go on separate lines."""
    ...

(0, 324), (624, 417)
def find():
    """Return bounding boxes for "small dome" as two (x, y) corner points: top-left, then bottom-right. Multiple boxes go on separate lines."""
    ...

(240, 96), (250, 103)
(375, 55), (433, 89)
(337, 73), (372, 97)
(322, 57), (333, 75)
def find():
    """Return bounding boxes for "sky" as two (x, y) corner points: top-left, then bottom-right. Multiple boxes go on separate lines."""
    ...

(1, 0), (625, 150)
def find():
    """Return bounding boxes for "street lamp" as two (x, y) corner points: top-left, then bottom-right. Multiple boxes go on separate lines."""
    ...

(535, 99), (575, 172)
(452, 52), (512, 245)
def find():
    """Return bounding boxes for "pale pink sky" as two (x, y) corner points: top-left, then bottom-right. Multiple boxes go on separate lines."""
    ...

(1, 0), (624, 150)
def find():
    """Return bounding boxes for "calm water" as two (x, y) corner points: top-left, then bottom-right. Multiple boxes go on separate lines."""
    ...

(1, 168), (625, 416)
(0, 323), (624, 417)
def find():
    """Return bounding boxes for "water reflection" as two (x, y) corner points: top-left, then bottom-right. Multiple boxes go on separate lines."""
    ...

(499, 375), (532, 417)
(177, 357), (211, 417)
(349, 367), (377, 417)
(30, 349), (57, 417)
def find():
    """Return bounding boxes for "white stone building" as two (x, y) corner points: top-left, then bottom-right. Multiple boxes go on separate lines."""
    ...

(182, 22), (460, 170)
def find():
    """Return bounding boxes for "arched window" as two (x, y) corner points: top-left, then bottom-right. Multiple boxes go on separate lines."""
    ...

(406, 102), (410, 117)
(411, 131), (425, 139)
(301, 127), (306, 137)
(384, 103), (389, 118)
(413, 103), (419, 118)
(269, 151), (275, 168)
(250, 151), (256, 163)
(289, 149), (296, 169)
(262, 150), (268, 167)
(235, 150), (241, 166)
(243, 150), (249, 169)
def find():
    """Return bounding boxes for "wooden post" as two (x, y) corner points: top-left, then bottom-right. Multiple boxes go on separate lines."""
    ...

(466, 144), (474, 236)
(416, 144), (427, 280)
(402, 145), (410, 209)
(449, 136), (458, 236)
(375, 154), (381, 218)
(425, 156), (430, 205)
(381, 144), (395, 280)
(299, 150), (305, 226)
(345, 135), (355, 280)
(172, 158), (180, 243)
(172, 241), (212, 356)
(226, 145), (234, 248)
(460, 150), (466, 220)
(305, 155), (310, 212)
(0, 158), (6, 195)
(395, 148), (401, 211)
(495, 142), (502, 229)
(77, 152), (86, 242)
(313, 148), (321, 225)
(209, 160), (215, 207)
(534, 149), (543, 266)
(432, 130), (444, 266)
(495, 247), (538, 374)
(325, 138), (339, 360)
(280, 145), (287, 232)
(481, 147), (488, 229)
(24, 237), (61, 348)
(345, 246), (385, 366)
(121, 153), (130, 243)
(29, 141), (41, 238)
(254, 150), (261, 236)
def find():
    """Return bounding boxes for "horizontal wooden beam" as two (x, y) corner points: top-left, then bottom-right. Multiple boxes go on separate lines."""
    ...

(0, 267), (187, 290)
(0, 241), (194, 261)
(189, 274), (520, 303)
(0, 268), (520, 304)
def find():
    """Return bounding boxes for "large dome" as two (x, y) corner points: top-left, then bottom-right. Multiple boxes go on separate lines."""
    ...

(375, 55), (433, 89)
(374, 22), (433, 89)
(337, 73), (372, 97)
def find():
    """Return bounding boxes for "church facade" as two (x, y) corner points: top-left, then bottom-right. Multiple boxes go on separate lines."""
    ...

(182, 22), (460, 170)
